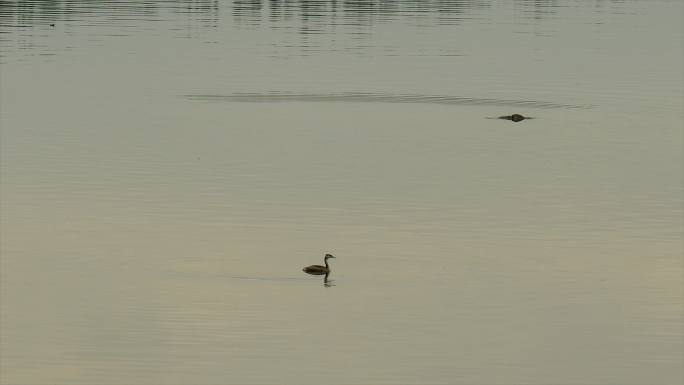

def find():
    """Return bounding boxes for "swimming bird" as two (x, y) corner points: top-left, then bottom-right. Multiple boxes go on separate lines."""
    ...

(303, 254), (335, 275)
(498, 114), (529, 122)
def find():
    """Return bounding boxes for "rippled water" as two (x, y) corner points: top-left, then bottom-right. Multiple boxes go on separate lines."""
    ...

(1, 1), (682, 384)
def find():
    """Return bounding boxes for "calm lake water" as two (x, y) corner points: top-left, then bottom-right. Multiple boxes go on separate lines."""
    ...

(1, 1), (682, 384)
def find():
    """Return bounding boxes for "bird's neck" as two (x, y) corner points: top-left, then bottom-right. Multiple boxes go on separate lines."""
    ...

(324, 259), (329, 268)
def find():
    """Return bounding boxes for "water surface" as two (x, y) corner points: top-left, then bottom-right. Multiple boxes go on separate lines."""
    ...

(1, 1), (682, 384)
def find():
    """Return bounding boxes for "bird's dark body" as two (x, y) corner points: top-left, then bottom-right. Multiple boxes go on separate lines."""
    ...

(303, 254), (335, 275)
(498, 114), (529, 122)
(302, 266), (328, 274)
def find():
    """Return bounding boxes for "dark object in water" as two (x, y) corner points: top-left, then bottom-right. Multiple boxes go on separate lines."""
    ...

(499, 114), (529, 122)
(49, 23), (55, 27)
(303, 253), (335, 275)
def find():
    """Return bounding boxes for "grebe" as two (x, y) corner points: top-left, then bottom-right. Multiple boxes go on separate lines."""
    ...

(499, 114), (528, 122)
(303, 254), (335, 275)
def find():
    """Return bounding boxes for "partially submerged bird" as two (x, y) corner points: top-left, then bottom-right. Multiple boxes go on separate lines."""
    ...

(303, 254), (335, 275)
(498, 114), (530, 122)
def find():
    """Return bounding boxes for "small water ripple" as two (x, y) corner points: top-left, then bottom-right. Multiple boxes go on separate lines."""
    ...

(184, 92), (593, 109)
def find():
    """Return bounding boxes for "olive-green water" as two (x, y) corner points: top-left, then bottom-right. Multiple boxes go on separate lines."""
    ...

(1, 1), (682, 384)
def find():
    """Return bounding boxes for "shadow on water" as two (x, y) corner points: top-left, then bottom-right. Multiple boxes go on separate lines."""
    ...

(185, 92), (593, 109)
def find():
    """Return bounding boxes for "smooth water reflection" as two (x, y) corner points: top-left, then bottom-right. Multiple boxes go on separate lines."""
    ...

(1, 1), (682, 384)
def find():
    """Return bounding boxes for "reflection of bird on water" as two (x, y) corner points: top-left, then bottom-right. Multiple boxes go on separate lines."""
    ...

(303, 254), (335, 275)
(323, 273), (335, 287)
